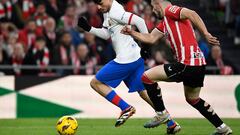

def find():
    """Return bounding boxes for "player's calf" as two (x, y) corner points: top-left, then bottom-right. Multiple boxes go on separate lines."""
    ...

(90, 78), (134, 127)
(141, 74), (180, 131)
(141, 73), (166, 112)
(186, 98), (232, 134)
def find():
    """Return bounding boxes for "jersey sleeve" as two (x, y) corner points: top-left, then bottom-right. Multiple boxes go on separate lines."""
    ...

(108, 1), (133, 24)
(156, 21), (164, 32)
(165, 5), (182, 20)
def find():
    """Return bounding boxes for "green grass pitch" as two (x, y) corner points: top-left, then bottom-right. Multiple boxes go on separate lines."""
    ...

(0, 118), (239, 135)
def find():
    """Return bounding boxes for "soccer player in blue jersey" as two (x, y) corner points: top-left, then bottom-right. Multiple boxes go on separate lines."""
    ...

(77, 0), (180, 133)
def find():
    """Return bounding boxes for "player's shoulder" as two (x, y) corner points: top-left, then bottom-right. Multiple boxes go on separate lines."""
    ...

(109, 0), (125, 14)
(165, 5), (182, 14)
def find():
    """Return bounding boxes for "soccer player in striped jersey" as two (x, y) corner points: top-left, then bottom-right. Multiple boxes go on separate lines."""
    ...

(77, 0), (180, 132)
(122, 0), (233, 134)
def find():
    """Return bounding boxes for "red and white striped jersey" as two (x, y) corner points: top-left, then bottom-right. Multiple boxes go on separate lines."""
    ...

(156, 5), (206, 66)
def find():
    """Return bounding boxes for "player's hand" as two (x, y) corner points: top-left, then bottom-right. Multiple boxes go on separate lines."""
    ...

(121, 26), (132, 35)
(77, 17), (91, 32)
(204, 33), (220, 46)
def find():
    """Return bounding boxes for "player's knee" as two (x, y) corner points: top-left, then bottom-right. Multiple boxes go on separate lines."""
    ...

(186, 97), (200, 105)
(141, 73), (154, 84)
(138, 90), (146, 98)
(90, 78), (99, 89)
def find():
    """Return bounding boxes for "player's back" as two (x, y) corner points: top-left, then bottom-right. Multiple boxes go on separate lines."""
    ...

(103, 0), (141, 64)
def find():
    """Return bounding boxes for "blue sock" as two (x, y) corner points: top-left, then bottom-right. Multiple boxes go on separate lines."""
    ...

(167, 119), (176, 128)
(105, 90), (130, 111)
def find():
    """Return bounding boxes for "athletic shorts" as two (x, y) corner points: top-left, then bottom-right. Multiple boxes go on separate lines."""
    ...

(96, 58), (145, 93)
(164, 62), (205, 87)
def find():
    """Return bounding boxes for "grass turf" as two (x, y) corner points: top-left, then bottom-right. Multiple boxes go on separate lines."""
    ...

(0, 118), (239, 135)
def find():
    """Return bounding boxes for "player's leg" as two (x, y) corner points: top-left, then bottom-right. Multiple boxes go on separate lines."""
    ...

(123, 59), (178, 131)
(183, 65), (232, 135)
(90, 61), (135, 127)
(141, 64), (181, 133)
(184, 86), (232, 135)
(123, 58), (154, 108)
(90, 77), (135, 127)
(91, 62), (131, 111)
(138, 90), (154, 108)
(141, 65), (168, 113)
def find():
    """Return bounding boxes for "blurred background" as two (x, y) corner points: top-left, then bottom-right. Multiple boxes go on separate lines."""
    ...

(0, 1), (239, 135)
(0, 0), (239, 76)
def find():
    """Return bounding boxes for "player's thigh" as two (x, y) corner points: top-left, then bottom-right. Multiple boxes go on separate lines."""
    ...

(144, 65), (169, 82)
(124, 59), (145, 92)
(184, 86), (201, 99)
(95, 61), (128, 88)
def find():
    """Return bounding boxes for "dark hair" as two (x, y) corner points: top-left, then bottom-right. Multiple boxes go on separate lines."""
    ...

(93, 0), (102, 4)
(36, 1), (46, 7)
(35, 36), (46, 42)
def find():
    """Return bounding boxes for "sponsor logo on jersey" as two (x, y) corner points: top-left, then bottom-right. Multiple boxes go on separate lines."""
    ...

(193, 52), (204, 59)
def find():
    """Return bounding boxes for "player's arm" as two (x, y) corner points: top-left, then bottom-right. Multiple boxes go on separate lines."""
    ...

(77, 17), (110, 40)
(109, 6), (148, 33)
(121, 12), (149, 34)
(121, 27), (164, 44)
(179, 8), (220, 46)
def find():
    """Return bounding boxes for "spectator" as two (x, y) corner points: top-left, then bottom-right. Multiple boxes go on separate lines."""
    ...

(207, 45), (234, 75)
(58, 4), (83, 46)
(0, 23), (18, 55)
(58, 5), (78, 31)
(18, 19), (43, 52)
(11, 43), (25, 75)
(23, 36), (49, 75)
(44, 0), (66, 22)
(83, 32), (110, 65)
(75, 0), (87, 15)
(18, 0), (35, 21)
(142, 5), (156, 31)
(52, 31), (77, 75)
(0, 0), (13, 22)
(0, 22), (18, 42)
(146, 50), (169, 68)
(3, 31), (19, 57)
(34, 2), (49, 27)
(125, 0), (148, 15)
(0, 42), (9, 65)
(76, 43), (97, 75)
(43, 17), (56, 54)
(83, 1), (102, 28)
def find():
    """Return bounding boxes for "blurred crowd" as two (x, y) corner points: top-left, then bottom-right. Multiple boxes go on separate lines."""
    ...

(0, 0), (235, 76)
(200, 0), (240, 45)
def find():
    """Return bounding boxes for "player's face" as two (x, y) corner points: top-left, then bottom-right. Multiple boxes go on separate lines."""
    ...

(151, 0), (164, 19)
(97, 0), (111, 13)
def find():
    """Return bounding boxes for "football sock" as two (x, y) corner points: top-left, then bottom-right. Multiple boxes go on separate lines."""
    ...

(142, 74), (166, 112)
(106, 90), (130, 111)
(187, 98), (223, 128)
(217, 123), (226, 130)
(167, 119), (176, 128)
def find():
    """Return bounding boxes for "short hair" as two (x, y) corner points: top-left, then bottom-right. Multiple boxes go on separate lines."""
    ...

(93, 0), (102, 4)
(35, 36), (46, 42)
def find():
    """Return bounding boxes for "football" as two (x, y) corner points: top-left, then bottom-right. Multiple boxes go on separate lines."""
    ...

(56, 116), (78, 135)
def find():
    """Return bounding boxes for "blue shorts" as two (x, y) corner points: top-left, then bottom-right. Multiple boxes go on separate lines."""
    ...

(96, 58), (145, 93)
